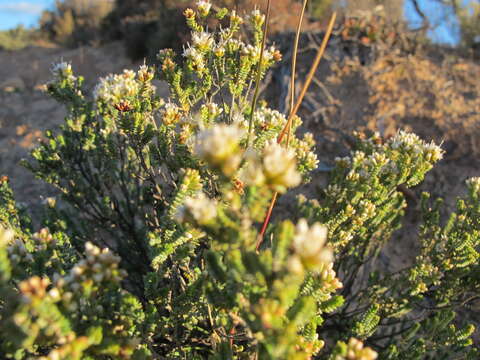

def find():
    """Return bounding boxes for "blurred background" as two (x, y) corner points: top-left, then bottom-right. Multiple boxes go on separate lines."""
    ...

(0, 0), (479, 55)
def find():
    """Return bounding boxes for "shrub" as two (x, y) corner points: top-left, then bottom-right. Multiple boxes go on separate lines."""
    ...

(39, 0), (114, 46)
(0, 26), (36, 51)
(0, 2), (479, 359)
(104, 0), (309, 60)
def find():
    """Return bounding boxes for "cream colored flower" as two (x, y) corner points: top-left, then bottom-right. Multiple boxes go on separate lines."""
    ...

(263, 142), (301, 191)
(194, 124), (244, 176)
(175, 192), (217, 225)
(293, 219), (333, 270)
(192, 31), (214, 51)
(345, 338), (378, 360)
(467, 177), (480, 193)
(242, 142), (301, 192)
(249, 9), (265, 27)
(196, 0), (212, 17)
(93, 69), (140, 103)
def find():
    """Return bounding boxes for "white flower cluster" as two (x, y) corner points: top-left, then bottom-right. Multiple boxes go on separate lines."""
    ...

(7, 238), (34, 264)
(294, 133), (319, 172)
(174, 192), (217, 225)
(254, 107), (288, 129)
(317, 262), (343, 296)
(242, 44), (278, 63)
(196, 0), (212, 17)
(242, 142), (302, 193)
(466, 177), (480, 194)
(192, 31), (214, 51)
(162, 102), (182, 126)
(194, 124), (245, 176)
(249, 8), (265, 27)
(343, 338), (378, 360)
(201, 102), (223, 121)
(288, 219), (333, 273)
(390, 131), (443, 163)
(50, 61), (77, 82)
(183, 30), (215, 71)
(94, 69), (139, 103)
(183, 46), (207, 71)
(93, 65), (156, 105)
(137, 64), (155, 82)
(50, 242), (126, 310)
(335, 156), (352, 168)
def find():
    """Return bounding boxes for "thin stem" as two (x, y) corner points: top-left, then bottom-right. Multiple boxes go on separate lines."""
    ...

(246, 0), (271, 148)
(256, 192), (278, 251)
(256, 10), (336, 249)
(256, 0), (307, 250)
(287, 0), (308, 147)
(277, 12), (337, 144)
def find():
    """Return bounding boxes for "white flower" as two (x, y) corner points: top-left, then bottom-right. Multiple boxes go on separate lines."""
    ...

(242, 142), (301, 192)
(196, 0), (211, 16)
(51, 61), (71, 75)
(183, 46), (206, 71)
(192, 31), (214, 51)
(293, 219), (333, 270)
(201, 102), (223, 119)
(390, 131), (443, 164)
(467, 177), (480, 193)
(249, 9), (265, 27)
(263, 142), (301, 186)
(194, 124), (244, 176)
(50, 61), (77, 82)
(93, 69), (140, 103)
(175, 192), (217, 225)
(423, 141), (444, 162)
(0, 227), (14, 245)
(137, 64), (154, 82)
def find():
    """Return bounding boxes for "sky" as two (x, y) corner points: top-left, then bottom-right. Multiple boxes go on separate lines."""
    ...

(0, 0), (53, 30)
(0, 0), (464, 45)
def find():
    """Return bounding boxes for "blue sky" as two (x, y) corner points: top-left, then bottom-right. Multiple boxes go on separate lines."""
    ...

(0, 0), (464, 45)
(0, 0), (54, 29)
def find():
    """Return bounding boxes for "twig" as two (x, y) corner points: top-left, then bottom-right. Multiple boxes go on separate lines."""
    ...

(256, 11), (337, 250)
(246, 0), (272, 148)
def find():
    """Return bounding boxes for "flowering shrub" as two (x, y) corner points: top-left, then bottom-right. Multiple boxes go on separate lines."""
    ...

(0, 2), (479, 359)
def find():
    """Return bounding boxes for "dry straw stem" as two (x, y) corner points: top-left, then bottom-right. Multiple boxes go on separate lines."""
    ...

(256, 10), (337, 250)
(256, 0), (308, 251)
(247, 0), (272, 147)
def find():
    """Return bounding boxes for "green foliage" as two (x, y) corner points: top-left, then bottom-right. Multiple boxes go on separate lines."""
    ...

(0, 26), (36, 51)
(0, 2), (479, 359)
(39, 0), (114, 46)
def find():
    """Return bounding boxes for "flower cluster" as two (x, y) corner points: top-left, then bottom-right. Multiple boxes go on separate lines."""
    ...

(243, 141), (302, 193)
(390, 130), (444, 163)
(196, 0), (212, 17)
(342, 338), (378, 360)
(93, 65), (156, 106)
(19, 276), (51, 300)
(50, 61), (77, 83)
(466, 177), (480, 194)
(193, 124), (244, 176)
(288, 219), (333, 273)
(293, 133), (319, 174)
(50, 242), (126, 311)
(7, 237), (33, 264)
(94, 69), (139, 103)
(161, 102), (182, 126)
(174, 192), (217, 226)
